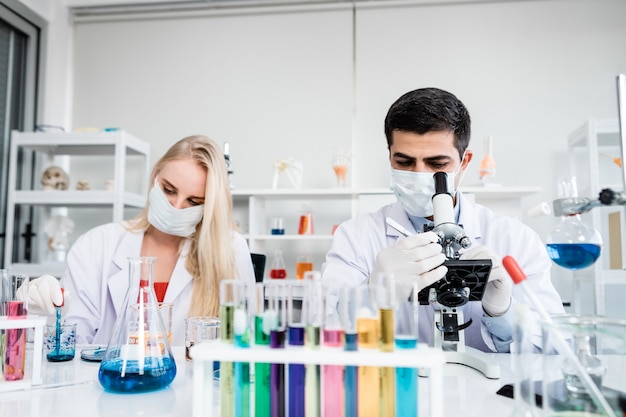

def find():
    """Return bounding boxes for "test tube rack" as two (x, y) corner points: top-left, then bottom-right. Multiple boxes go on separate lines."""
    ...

(0, 315), (46, 392)
(191, 341), (446, 417)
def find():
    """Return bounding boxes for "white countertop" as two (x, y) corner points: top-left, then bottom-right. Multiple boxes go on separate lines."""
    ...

(0, 346), (518, 417)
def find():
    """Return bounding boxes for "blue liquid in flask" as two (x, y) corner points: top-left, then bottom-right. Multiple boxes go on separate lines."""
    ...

(546, 243), (601, 270)
(98, 257), (177, 394)
(99, 356), (177, 393)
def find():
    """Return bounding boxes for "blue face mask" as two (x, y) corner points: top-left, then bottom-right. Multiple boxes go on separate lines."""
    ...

(389, 160), (464, 218)
(147, 179), (204, 237)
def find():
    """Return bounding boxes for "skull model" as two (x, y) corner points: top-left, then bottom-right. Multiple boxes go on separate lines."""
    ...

(41, 165), (69, 190)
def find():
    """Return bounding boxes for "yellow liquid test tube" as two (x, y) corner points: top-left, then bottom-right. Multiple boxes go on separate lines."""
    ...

(356, 316), (379, 417)
(379, 308), (395, 417)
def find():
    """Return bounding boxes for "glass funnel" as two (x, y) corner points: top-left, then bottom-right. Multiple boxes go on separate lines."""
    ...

(546, 177), (603, 270)
(98, 257), (177, 393)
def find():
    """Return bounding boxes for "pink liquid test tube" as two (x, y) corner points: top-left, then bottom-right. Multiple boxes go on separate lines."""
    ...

(5, 300), (27, 381)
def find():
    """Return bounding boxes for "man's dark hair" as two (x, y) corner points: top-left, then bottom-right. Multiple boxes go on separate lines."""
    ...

(384, 87), (471, 159)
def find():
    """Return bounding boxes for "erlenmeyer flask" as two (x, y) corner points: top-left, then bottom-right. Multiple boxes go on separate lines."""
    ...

(269, 249), (287, 279)
(98, 256), (177, 393)
(546, 177), (603, 270)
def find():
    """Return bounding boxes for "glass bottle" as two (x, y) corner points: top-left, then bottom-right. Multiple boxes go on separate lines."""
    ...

(269, 249), (287, 279)
(98, 257), (177, 393)
(546, 177), (603, 270)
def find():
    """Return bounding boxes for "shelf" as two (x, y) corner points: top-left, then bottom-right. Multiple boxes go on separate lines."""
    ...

(460, 185), (541, 200)
(3, 130), (150, 273)
(247, 234), (334, 241)
(568, 119), (620, 148)
(13, 131), (150, 156)
(13, 190), (145, 207)
(232, 186), (540, 200)
(8, 262), (65, 277)
(232, 188), (393, 200)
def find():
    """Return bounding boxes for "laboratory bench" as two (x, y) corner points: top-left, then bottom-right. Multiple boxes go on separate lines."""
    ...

(0, 346), (520, 417)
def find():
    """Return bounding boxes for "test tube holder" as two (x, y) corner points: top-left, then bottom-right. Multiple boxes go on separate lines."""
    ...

(191, 341), (446, 417)
(0, 315), (46, 392)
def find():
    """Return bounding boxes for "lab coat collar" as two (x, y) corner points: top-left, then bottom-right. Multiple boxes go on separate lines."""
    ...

(109, 228), (144, 316)
(108, 232), (193, 313)
(162, 239), (193, 303)
(456, 191), (483, 243)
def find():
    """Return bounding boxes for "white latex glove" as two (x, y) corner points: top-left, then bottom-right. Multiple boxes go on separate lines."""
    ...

(16, 274), (66, 315)
(460, 245), (512, 317)
(371, 231), (448, 297)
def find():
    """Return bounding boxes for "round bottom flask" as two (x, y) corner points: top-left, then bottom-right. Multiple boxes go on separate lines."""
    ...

(546, 177), (602, 270)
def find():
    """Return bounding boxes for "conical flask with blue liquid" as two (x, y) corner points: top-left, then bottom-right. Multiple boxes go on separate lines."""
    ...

(546, 177), (603, 270)
(98, 256), (177, 393)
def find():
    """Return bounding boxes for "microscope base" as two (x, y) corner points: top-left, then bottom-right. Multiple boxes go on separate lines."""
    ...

(444, 348), (500, 379)
(418, 347), (500, 379)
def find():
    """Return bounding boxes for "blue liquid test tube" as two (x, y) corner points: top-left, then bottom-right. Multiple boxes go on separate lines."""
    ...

(341, 286), (358, 417)
(287, 281), (306, 417)
(394, 282), (419, 417)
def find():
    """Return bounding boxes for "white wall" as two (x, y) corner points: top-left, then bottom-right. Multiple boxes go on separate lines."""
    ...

(18, 0), (73, 128)
(21, 0), (626, 314)
(72, 5), (355, 189)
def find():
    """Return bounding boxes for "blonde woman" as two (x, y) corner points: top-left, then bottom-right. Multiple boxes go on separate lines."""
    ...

(25, 135), (255, 345)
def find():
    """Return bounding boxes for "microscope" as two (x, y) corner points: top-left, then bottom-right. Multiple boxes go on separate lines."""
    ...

(419, 172), (500, 379)
(223, 142), (234, 189)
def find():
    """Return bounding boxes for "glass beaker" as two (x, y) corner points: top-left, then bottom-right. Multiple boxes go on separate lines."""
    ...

(331, 147), (350, 188)
(541, 315), (626, 417)
(98, 257), (177, 393)
(546, 177), (603, 270)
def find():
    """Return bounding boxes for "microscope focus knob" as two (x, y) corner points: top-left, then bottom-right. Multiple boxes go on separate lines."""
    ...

(599, 188), (615, 205)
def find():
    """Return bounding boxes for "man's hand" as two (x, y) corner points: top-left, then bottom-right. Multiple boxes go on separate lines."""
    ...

(17, 274), (66, 315)
(371, 231), (447, 295)
(460, 245), (512, 316)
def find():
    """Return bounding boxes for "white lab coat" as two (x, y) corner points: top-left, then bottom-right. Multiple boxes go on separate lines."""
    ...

(322, 192), (565, 352)
(61, 222), (255, 346)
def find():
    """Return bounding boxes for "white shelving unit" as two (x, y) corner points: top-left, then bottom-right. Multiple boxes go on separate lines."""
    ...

(567, 118), (626, 316)
(3, 130), (150, 277)
(232, 186), (540, 281)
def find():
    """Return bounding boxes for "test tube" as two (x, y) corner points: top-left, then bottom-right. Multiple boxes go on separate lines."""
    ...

(340, 285), (358, 417)
(394, 281), (419, 417)
(374, 272), (396, 417)
(4, 273), (29, 381)
(304, 271), (322, 417)
(254, 283), (271, 417)
(233, 280), (252, 417)
(355, 284), (380, 417)
(265, 281), (287, 417)
(322, 284), (345, 417)
(288, 281), (307, 417)
(219, 280), (238, 417)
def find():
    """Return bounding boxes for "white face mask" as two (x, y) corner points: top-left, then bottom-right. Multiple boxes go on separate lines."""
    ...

(147, 180), (204, 237)
(390, 161), (464, 218)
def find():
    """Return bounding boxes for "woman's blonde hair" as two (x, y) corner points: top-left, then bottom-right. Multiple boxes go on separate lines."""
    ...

(127, 135), (237, 316)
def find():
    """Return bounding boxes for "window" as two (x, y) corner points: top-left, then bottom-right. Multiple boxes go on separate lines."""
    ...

(0, 0), (41, 267)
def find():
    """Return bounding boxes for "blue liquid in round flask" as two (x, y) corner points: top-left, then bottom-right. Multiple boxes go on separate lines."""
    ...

(546, 177), (603, 271)
(98, 257), (177, 393)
